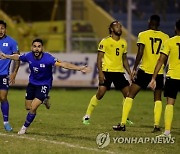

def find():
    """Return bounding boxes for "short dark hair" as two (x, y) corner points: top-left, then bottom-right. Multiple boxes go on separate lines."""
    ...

(149, 14), (160, 26)
(32, 38), (43, 46)
(176, 19), (180, 31)
(0, 20), (7, 28)
(150, 15), (160, 23)
(108, 20), (120, 34)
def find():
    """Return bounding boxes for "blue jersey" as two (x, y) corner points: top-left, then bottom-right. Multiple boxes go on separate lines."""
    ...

(19, 52), (56, 87)
(0, 35), (18, 75)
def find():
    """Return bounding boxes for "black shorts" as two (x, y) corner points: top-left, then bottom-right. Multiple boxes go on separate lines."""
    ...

(164, 77), (180, 99)
(0, 75), (9, 90)
(99, 72), (129, 90)
(26, 83), (50, 102)
(134, 69), (164, 90)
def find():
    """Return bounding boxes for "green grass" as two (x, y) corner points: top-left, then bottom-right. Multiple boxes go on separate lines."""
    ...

(0, 89), (179, 154)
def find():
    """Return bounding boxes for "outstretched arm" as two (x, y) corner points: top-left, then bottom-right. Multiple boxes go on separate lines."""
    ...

(55, 61), (91, 73)
(0, 52), (20, 84)
(0, 52), (20, 60)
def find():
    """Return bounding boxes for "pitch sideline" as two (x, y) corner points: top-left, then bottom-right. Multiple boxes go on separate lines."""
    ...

(0, 132), (115, 154)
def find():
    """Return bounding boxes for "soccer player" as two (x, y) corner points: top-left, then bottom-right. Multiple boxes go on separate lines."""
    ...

(113, 15), (169, 132)
(0, 20), (20, 132)
(82, 21), (133, 125)
(149, 19), (180, 137)
(0, 38), (91, 134)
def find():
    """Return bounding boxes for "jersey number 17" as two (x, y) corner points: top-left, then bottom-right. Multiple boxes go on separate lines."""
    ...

(149, 37), (162, 54)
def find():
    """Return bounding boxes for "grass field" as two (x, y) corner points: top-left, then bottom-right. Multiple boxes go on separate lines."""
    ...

(0, 89), (179, 154)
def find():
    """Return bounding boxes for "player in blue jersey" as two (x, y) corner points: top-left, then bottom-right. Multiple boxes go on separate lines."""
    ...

(0, 38), (91, 134)
(0, 20), (20, 132)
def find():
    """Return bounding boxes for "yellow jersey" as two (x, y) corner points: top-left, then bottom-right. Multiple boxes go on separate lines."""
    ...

(161, 36), (180, 79)
(137, 30), (169, 74)
(98, 36), (127, 72)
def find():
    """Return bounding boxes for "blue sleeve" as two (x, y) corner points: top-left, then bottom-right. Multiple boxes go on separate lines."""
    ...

(47, 53), (56, 65)
(11, 40), (19, 53)
(19, 53), (28, 62)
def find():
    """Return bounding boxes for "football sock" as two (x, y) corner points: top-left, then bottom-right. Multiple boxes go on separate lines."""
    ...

(154, 100), (162, 126)
(121, 97), (133, 125)
(164, 104), (173, 132)
(21, 125), (27, 130)
(24, 112), (36, 127)
(1, 101), (9, 122)
(86, 95), (100, 117)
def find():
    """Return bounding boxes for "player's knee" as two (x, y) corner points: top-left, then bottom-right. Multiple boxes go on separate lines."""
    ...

(0, 97), (7, 102)
(96, 95), (103, 100)
(96, 91), (105, 100)
(25, 105), (31, 110)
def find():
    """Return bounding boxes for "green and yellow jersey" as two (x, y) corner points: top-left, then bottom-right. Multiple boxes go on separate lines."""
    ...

(137, 30), (169, 74)
(161, 36), (180, 79)
(98, 36), (127, 72)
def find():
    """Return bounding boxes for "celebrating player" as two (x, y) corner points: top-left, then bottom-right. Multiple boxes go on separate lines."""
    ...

(0, 38), (91, 134)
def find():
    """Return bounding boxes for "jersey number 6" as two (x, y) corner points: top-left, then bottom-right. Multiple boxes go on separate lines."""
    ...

(116, 48), (120, 56)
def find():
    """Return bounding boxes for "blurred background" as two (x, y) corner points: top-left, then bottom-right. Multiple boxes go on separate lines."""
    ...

(0, 0), (179, 87)
(0, 0), (179, 53)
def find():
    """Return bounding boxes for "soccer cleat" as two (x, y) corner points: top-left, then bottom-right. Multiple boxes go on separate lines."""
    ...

(82, 116), (90, 125)
(4, 123), (13, 132)
(113, 123), (126, 131)
(126, 118), (134, 125)
(156, 133), (171, 138)
(43, 97), (50, 109)
(18, 127), (27, 135)
(151, 126), (161, 133)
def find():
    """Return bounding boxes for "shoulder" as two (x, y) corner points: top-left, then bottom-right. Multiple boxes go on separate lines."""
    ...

(138, 30), (148, 36)
(100, 36), (111, 43)
(43, 52), (56, 60)
(120, 38), (127, 43)
(21, 51), (31, 57)
(5, 35), (17, 43)
(43, 52), (54, 58)
(158, 31), (169, 38)
(165, 36), (176, 44)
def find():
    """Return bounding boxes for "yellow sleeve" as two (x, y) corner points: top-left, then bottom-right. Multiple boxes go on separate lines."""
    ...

(137, 32), (145, 45)
(160, 40), (170, 56)
(98, 39), (106, 52)
(123, 40), (127, 54)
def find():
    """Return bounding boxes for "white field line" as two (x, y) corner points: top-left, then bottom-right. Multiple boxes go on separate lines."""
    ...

(0, 133), (115, 154)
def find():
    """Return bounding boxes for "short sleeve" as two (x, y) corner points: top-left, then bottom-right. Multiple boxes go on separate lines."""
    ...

(19, 53), (28, 62)
(160, 40), (170, 56)
(11, 40), (19, 53)
(122, 40), (127, 54)
(47, 53), (57, 65)
(137, 32), (145, 45)
(98, 39), (106, 53)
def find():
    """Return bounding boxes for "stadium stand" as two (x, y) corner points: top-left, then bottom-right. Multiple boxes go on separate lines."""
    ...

(94, 0), (180, 37)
